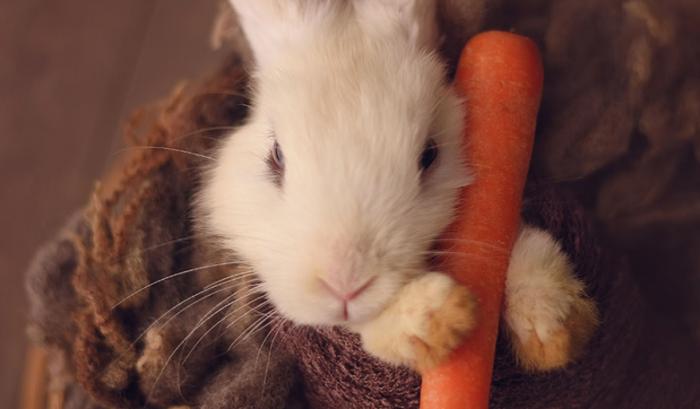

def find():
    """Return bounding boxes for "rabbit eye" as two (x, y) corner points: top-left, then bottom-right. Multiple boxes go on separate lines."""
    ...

(267, 140), (285, 186)
(272, 141), (284, 168)
(419, 138), (438, 171)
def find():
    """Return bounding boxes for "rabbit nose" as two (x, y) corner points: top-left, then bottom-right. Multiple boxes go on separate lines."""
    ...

(319, 277), (375, 302)
(318, 277), (376, 320)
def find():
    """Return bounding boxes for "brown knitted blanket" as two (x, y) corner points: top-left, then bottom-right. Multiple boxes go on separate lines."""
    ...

(26, 1), (700, 408)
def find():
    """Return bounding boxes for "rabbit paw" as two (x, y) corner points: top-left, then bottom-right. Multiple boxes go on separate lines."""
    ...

(504, 226), (599, 371)
(357, 272), (476, 373)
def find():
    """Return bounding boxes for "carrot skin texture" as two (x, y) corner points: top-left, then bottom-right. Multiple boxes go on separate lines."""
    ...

(419, 31), (543, 409)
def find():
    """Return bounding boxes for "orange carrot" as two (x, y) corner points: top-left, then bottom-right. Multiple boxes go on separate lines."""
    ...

(420, 31), (543, 408)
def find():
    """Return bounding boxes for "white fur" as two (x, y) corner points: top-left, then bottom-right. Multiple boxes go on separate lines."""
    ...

(199, 0), (595, 371)
(354, 0), (440, 49)
(355, 272), (458, 366)
(504, 226), (585, 344)
(201, 0), (470, 326)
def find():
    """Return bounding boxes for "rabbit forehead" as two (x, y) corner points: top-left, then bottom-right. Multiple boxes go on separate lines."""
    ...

(255, 35), (447, 147)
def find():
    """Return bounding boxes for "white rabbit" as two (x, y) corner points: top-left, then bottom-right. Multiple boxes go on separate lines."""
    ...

(199, 0), (598, 373)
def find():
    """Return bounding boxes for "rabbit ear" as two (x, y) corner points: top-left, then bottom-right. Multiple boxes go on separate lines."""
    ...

(229, 0), (344, 67)
(353, 0), (440, 49)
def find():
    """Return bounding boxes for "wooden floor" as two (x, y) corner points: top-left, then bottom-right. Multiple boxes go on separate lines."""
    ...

(0, 1), (226, 406)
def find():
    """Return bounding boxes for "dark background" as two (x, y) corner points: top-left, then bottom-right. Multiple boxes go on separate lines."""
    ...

(0, 1), (224, 407)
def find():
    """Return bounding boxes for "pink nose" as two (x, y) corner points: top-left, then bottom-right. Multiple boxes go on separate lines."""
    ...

(319, 277), (375, 320)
